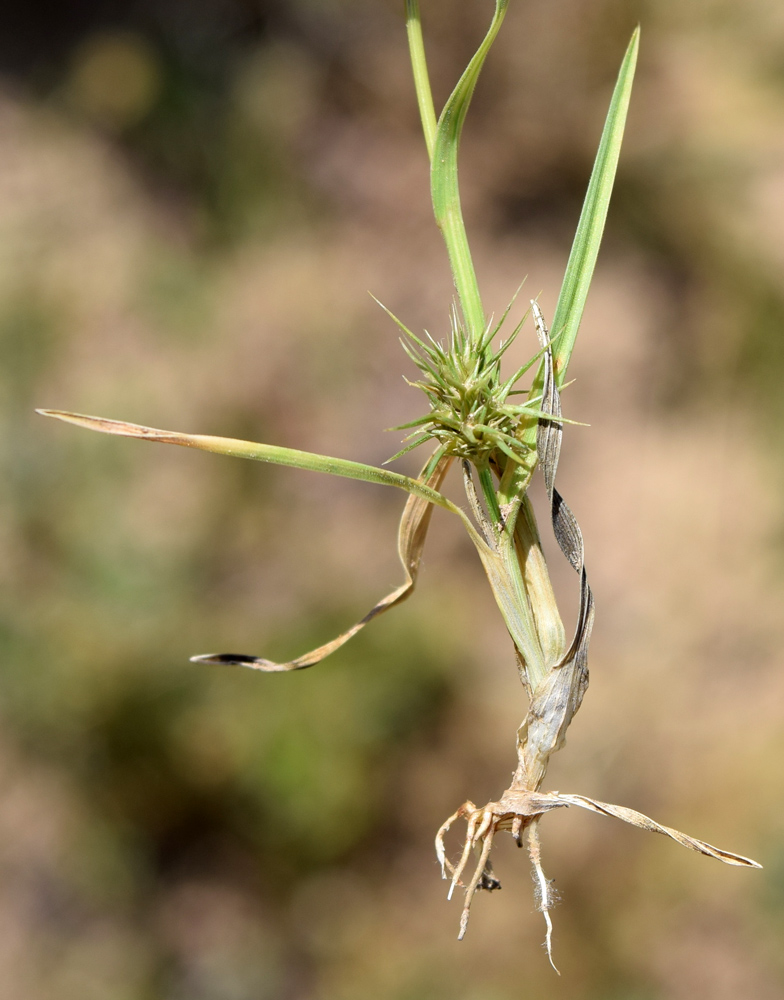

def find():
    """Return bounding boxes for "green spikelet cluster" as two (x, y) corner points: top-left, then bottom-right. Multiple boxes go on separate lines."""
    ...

(389, 304), (560, 467)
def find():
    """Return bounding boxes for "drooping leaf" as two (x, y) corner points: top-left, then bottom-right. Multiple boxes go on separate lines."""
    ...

(36, 409), (459, 512)
(552, 793), (762, 868)
(193, 452), (454, 670)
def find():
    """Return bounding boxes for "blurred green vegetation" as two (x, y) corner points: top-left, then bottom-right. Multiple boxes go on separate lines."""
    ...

(0, 1), (783, 998)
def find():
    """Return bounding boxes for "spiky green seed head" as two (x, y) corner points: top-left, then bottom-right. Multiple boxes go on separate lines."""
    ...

(391, 307), (553, 466)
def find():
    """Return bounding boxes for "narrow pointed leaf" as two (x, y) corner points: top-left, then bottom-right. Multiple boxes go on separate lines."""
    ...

(431, 0), (508, 346)
(515, 32), (638, 460)
(553, 793), (761, 868)
(384, 433), (431, 464)
(36, 410), (459, 513)
(548, 27), (639, 385)
(369, 294), (420, 343)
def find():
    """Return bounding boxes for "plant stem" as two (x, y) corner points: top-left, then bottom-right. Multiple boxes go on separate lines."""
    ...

(405, 0), (437, 161)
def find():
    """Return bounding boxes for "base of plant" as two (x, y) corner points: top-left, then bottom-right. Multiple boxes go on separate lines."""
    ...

(436, 786), (565, 968)
(436, 782), (760, 971)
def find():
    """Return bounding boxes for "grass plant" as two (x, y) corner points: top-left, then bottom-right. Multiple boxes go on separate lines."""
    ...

(38, 0), (760, 970)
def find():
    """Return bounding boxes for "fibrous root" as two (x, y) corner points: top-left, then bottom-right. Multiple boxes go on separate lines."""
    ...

(435, 785), (760, 971)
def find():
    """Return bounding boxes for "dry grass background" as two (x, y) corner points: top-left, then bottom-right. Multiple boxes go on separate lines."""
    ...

(1, 0), (784, 997)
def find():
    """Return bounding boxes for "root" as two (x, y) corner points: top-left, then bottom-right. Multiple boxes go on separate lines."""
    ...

(458, 824), (496, 939)
(435, 782), (759, 968)
(435, 789), (566, 953)
(527, 819), (559, 973)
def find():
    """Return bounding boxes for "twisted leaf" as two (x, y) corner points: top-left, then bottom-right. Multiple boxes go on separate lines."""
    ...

(194, 452), (454, 669)
(552, 793), (761, 868)
(514, 302), (595, 790)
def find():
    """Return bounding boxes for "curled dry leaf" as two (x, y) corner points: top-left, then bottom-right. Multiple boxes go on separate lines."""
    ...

(193, 452), (454, 670)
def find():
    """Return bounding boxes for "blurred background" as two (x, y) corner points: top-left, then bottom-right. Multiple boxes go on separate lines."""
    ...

(0, 0), (783, 996)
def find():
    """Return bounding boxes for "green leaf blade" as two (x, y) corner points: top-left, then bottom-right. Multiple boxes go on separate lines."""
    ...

(549, 26), (640, 385)
(405, 0), (438, 161)
(36, 409), (458, 513)
(430, 0), (508, 348)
